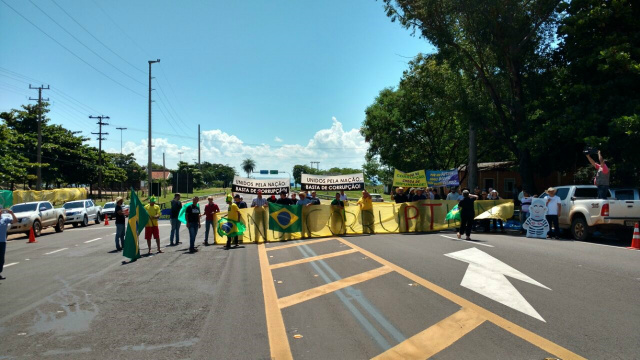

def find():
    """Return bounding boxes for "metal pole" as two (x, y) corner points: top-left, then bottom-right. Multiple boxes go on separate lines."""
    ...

(148, 59), (160, 197)
(29, 85), (49, 190)
(116, 127), (127, 154)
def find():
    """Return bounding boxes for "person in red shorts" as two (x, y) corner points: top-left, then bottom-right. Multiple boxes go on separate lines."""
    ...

(144, 196), (162, 254)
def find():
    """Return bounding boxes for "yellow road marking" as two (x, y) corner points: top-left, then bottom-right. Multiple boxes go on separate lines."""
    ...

(258, 244), (293, 360)
(265, 237), (338, 252)
(278, 266), (392, 309)
(336, 238), (586, 360)
(372, 308), (485, 360)
(270, 249), (358, 270)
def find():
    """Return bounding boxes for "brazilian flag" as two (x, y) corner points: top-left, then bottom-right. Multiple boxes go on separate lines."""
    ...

(269, 203), (302, 233)
(217, 217), (246, 237)
(445, 205), (461, 222)
(123, 189), (149, 261)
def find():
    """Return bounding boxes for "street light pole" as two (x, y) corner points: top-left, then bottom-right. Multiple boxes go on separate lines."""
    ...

(148, 59), (160, 197)
(116, 127), (127, 154)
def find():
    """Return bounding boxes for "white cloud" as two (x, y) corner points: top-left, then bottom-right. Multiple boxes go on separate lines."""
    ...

(106, 117), (367, 175)
(274, 136), (283, 143)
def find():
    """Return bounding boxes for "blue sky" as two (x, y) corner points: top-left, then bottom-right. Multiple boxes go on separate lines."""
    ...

(0, 0), (431, 174)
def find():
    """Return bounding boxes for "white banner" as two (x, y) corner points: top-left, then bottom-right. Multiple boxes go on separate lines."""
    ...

(301, 173), (365, 191)
(231, 176), (290, 195)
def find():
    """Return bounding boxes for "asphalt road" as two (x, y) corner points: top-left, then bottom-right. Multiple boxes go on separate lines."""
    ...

(1, 195), (639, 359)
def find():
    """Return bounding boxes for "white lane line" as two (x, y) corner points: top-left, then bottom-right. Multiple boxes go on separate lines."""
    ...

(44, 248), (68, 255)
(575, 240), (639, 251)
(84, 238), (102, 243)
(440, 235), (494, 248)
(4, 262), (19, 267)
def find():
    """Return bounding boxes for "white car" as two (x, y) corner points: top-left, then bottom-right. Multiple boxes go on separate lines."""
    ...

(370, 194), (384, 202)
(63, 199), (103, 227)
(7, 201), (66, 236)
(102, 202), (129, 219)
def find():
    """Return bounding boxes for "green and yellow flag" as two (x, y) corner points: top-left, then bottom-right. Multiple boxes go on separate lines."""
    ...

(269, 203), (302, 233)
(217, 217), (246, 237)
(123, 189), (149, 261)
(445, 205), (461, 222)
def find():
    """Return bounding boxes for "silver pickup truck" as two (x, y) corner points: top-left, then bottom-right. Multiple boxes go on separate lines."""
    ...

(542, 185), (640, 240)
(7, 201), (66, 237)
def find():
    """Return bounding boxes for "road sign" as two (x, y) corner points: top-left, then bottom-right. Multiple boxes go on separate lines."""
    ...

(445, 247), (551, 322)
(270, 170), (279, 174)
(260, 170), (268, 175)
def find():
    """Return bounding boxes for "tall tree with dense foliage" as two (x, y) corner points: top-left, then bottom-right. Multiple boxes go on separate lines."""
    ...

(382, 0), (560, 191)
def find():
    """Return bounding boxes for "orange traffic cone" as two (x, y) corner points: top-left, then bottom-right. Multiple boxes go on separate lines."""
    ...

(28, 227), (37, 243)
(104, 216), (109, 226)
(627, 222), (640, 250)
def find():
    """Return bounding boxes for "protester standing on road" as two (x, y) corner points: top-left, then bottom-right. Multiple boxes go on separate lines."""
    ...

(185, 196), (201, 253)
(586, 150), (610, 199)
(0, 208), (18, 280)
(203, 196), (220, 246)
(357, 190), (375, 234)
(276, 190), (294, 205)
(238, 196), (248, 209)
(488, 190), (505, 232)
(391, 187), (409, 203)
(114, 197), (126, 251)
(458, 190), (478, 240)
(144, 197), (162, 254)
(520, 190), (532, 234)
(330, 192), (346, 234)
(297, 192), (312, 206)
(170, 193), (182, 246)
(544, 187), (562, 239)
(226, 195), (242, 249)
(251, 190), (269, 208)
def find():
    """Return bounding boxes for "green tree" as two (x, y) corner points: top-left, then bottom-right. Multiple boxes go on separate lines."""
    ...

(0, 123), (32, 187)
(241, 158), (256, 178)
(292, 164), (319, 186)
(200, 162), (236, 187)
(382, 0), (560, 191)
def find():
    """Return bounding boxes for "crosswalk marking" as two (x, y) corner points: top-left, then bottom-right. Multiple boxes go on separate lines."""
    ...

(270, 248), (357, 270)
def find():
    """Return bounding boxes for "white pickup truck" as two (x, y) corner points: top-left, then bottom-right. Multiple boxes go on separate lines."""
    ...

(62, 199), (103, 227)
(7, 201), (66, 237)
(543, 185), (640, 240)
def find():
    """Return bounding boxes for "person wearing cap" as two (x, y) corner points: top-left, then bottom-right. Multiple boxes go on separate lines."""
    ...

(144, 196), (162, 254)
(414, 188), (428, 201)
(185, 196), (201, 253)
(114, 197), (126, 251)
(276, 190), (294, 205)
(297, 192), (312, 206)
(267, 194), (277, 203)
(169, 193), (182, 246)
(0, 207), (18, 280)
(544, 187), (562, 239)
(391, 187), (409, 203)
(226, 195), (242, 249)
(458, 189), (479, 240)
(203, 196), (220, 246)
(407, 188), (416, 202)
(357, 190), (374, 234)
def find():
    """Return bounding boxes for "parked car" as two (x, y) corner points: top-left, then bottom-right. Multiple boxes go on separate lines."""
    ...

(7, 201), (66, 237)
(63, 199), (103, 227)
(370, 194), (384, 202)
(540, 185), (640, 240)
(102, 201), (129, 219)
(610, 188), (640, 200)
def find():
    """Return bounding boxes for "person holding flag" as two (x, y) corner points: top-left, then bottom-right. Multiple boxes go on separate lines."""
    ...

(144, 196), (162, 254)
(185, 196), (201, 253)
(458, 189), (479, 240)
(123, 189), (150, 262)
(226, 195), (242, 249)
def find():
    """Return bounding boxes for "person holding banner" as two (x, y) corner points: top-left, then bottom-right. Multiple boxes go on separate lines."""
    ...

(276, 191), (294, 205)
(458, 190), (479, 240)
(290, 193), (298, 205)
(330, 192), (346, 235)
(226, 195), (242, 249)
(357, 190), (375, 234)
(391, 187), (408, 203)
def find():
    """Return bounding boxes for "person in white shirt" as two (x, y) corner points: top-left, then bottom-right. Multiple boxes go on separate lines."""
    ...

(544, 187), (562, 239)
(520, 190), (532, 234)
(339, 190), (348, 203)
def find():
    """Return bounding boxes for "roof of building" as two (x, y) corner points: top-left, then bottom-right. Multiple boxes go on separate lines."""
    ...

(458, 161), (515, 171)
(151, 170), (172, 180)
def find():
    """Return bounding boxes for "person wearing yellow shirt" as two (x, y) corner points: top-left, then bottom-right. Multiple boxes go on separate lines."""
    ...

(357, 190), (374, 234)
(225, 194), (242, 249)
(144, 197), (162, 254)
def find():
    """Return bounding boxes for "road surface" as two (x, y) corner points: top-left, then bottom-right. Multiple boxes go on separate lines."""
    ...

(1, 195), (639, 359)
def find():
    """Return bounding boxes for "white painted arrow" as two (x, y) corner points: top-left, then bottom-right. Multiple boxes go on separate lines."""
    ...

(445, 247), (551, 322)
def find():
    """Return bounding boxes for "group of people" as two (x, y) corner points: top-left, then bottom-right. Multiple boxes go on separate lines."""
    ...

(390, 186), (463, 203)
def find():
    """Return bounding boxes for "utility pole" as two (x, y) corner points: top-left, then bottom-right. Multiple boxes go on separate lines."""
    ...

(116, 127), (127, 154)
(162, 152), (166, 197)
(90, 115), (110, 199)
(29, 84), (49, 191)
(310, 161), (320, 171)
(198, 124), (201, 169)
(177, 151), (183, 194)
(148, 59), (160, 197)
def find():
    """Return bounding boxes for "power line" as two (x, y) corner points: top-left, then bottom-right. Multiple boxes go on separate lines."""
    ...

(26, 0), (145, 87)
(91, 0), (150, 58)
(0, 0), (145, 97)
(48, 0), (147, 75)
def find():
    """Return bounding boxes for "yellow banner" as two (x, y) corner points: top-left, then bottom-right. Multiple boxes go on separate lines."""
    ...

(13, 188), (88, 206)
(474, 202), (515, 221)
(212, 200), (513, 244)
(393, 169), (428, 187)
